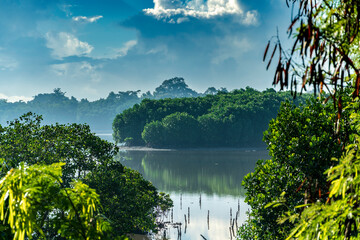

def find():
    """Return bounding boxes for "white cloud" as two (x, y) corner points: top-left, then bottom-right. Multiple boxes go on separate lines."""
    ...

(114, 40), (137, 58)
(45, 32), (94, 60)
(59, 4), (73, 17)
(0, 93), (33, 103)
(0, 56), (18, 71)
(72, 15), (103, 23)
(176, 17), (190, 23)
(144, 0), (258, 25)
(91, 40), (137, 59)
(51, 61), (102, 83)
(242, 10), (258, 25)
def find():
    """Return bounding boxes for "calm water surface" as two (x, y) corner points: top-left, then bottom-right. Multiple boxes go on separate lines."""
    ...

(117, 149), (269, 240)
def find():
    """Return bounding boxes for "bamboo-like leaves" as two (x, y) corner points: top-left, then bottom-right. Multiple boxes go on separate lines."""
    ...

(0, 162), (109, 240)
(283, 106), (360, 239)
(266, 43), (278, 70)
(266, 0), (360, 102)
(263, 41), (270, 62)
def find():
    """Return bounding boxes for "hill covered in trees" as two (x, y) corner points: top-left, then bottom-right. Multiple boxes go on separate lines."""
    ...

(0, 77), (224, 131)
(113, 87), (309, 148)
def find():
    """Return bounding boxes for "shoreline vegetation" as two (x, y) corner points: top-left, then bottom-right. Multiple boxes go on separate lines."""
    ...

(118, 146), (267, 152)
(113, 87), (309, 148)
(0, 77), (229, 132)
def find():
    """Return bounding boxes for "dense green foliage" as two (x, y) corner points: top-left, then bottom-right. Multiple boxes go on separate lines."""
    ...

(0, 162), (112, 240)
(284, 102), (360, 239)
(0, 113), (172, 239)
(113, 88), (308, 147)
(0, 78), (223, 132)
(238, 99), (346, 239)
(239, 0), (360, 238)
(0, 113), (116, 186)
(85, 161), (172, 236)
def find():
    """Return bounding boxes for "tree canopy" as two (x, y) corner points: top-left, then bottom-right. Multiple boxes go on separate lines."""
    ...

(0, 113), (172, 239)
(113, 88), (309, 148)
(238, 0), (360, 239)
(0, 78), (224, 132)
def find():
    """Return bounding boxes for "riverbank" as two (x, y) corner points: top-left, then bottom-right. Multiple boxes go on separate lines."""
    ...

(118, 146), (267, 152)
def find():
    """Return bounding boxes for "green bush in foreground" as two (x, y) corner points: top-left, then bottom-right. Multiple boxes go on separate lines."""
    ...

(0, 112), (172, 238)
(238, 99), (345, 239)
(282, 102), (360, 239)
(0, 161), (116, 240)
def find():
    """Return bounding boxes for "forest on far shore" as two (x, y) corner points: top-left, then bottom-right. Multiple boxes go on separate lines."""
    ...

(0, 77), (225, 131)
(113, 87), (309, 148)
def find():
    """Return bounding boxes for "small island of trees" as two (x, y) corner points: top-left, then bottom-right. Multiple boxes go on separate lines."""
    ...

(113, 87), (309, 148)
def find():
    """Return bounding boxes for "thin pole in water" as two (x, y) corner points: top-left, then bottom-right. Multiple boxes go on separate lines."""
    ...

(180, 193), (182, 210)
(207, 210), (210, 230)
(199, 193), (202, 209)
(188, 207), (190, 224)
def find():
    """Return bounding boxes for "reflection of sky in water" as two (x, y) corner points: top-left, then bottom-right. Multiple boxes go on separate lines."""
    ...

(118, 150), (268, 240)
(160, 193), (249, 240)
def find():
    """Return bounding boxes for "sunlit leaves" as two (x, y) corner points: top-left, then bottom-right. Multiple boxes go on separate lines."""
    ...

(0, 112), (167, 238)
(283, 104), (360, 239)
(0, 162), (110, 240)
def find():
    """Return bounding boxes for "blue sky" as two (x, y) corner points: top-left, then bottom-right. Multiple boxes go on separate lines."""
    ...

(0, 0), (291, 101)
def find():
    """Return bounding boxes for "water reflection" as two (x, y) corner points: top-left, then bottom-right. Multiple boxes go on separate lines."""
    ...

(117, 149), (269, 196)
(117, 149), (268, 240)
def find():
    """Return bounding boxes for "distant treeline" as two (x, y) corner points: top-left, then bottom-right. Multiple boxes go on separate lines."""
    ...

(113, 87), (310, 148)
(0, 77), (224, 131)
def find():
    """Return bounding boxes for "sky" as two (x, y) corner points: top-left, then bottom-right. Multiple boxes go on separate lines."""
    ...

(0, 0), (292, 102)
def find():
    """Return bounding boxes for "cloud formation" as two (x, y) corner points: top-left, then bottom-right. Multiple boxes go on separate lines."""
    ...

(144, 0), (258, 25)
(72, 15), (103, 23)
(0, 56), (18, 71)
(51, 61), (102, 83)
(0, 93), (33, 103)
(45, 32), (94, 60)
(114, 40), (137, 57)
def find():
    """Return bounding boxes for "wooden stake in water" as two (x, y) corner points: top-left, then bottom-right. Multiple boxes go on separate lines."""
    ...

(180, 194), (182, 210)
(232, 219), (236, 237)
(188, 207), (190, 224)
(184, 214), (187, 230)
(207, 210), (210, 230)
(199, 194), (201, 209)
(230, 208), (232, 226)
(180, 224), (182, 238)
(171, 208), (173, 223)
(235, 211), (239, 230)
(200, 234), (207, 240)
(235, 208), (239, 230)
(184, 216), (187, 234)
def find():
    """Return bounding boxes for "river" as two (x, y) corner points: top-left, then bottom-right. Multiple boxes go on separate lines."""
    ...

(116, 148), (269, 240)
